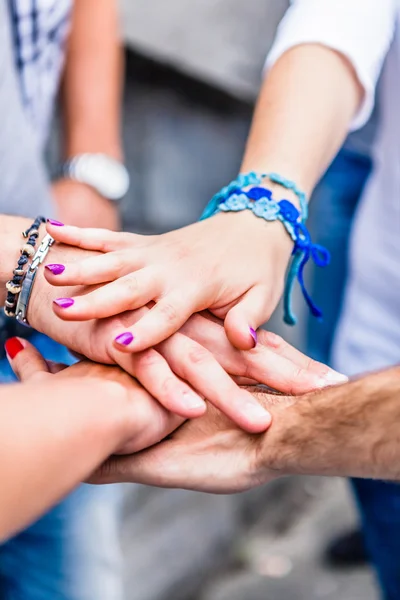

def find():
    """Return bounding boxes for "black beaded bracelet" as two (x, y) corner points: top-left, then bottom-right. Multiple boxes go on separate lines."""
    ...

(4, 216), (46, 317)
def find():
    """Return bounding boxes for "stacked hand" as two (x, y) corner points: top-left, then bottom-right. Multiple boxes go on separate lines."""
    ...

(27, 238), (344, 434)
(45, 210), (293, 352)
(7, 338), (183, 456)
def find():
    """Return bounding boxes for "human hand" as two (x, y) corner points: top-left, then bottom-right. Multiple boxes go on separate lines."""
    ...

(51, 179), (120, 230)
(45, 205), (293, 352)
(29, 242), (272, 432)
(6, 337), (183, 455)
(90, 387), (296, 493)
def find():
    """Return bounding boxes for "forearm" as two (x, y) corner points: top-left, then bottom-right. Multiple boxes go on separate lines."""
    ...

(241, 44), (363, 195)
(262, 367), (400, 481)
(61, 0), (123, 159)
(0, 215), (96, 346)
(0, 378), (126, 541)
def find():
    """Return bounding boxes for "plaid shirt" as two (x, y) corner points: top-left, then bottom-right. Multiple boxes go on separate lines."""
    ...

(8, 0), (73, 146)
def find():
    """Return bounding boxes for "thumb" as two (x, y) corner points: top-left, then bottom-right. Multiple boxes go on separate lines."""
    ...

(224, 285), (274, 350)
(5, 337), (50, 382)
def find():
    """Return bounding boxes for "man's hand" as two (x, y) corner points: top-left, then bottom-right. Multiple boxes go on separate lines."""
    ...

(51, 179), (120, 230)
(90, 387), (296, 493)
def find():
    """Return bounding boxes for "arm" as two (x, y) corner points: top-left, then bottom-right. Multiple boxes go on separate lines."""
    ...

(0, 377), (129, 541)
(52, 0), (124, 229)
(42, 1), (396, 352)
(0, 340), (183, 542)
(95, 367), (400, 492)
(262, 366), (400, 482)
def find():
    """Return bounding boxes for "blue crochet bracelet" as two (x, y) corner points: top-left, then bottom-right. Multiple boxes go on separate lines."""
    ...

(200, 171), (330, 325)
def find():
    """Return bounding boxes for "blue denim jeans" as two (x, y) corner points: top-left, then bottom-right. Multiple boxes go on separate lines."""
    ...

(0, 334), (124, 600)
(307, 148), (400, 600)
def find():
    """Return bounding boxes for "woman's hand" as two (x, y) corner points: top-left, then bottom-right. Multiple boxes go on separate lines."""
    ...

(6, 338), (183, 455)
(46, 208), (293, 352)
(29, 239), (345, 432)
(0, 337), (182, 541)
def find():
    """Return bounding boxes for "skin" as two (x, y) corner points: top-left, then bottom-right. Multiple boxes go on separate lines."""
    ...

(92, 367), (400, 492)
(51, 0), (123, 230)
(1, 216), (344, 431)
(0, 339), (182, 542)
(43, 44), (363, 353)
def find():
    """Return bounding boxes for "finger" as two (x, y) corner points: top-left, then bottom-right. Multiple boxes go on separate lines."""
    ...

(181, 314), (346, 394)
(89, 448), (170, 486)
(44, 250), (145, 286)
(52, 269), (160, 321)
(257, 330), (348, 385)
(224, 285), (275, 351)
(112, 292), (196, 353)
(158, 334), (271, 433)
(46, 221), (143, 252)
(5, 338), (50, 381)
(110, 348), (207, 419)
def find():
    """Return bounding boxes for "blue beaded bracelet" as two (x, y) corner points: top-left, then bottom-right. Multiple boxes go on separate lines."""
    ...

(200, 172), (330, 325)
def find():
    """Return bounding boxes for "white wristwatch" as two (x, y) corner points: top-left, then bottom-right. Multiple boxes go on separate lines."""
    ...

(60, 153), (130, 201)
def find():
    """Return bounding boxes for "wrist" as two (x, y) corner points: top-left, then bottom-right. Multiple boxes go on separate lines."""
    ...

(213, 208), (294, 269)
(28, 242), (95, 333)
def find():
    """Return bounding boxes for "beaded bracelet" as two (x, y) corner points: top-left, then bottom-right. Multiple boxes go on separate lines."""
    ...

(15, 234), (54, 327)
(4, 216), (46, 317)
(200, 172), (330, 325)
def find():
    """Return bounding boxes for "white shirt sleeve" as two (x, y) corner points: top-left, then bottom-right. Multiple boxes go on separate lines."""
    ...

(265, 0), (398, 130)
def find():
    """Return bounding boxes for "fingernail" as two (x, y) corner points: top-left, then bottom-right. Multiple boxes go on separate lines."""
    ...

(54, 298), (74, 309)
(316, 371), (349, 388)
(249, 327), (258, 347)
(182, 391), (206, 410)
(244, 399), (271, 423)
(324, 371), (349, 385)
(5, 337), (24, 359)
(47, 219), (64, 227)
(114, 332), (134, 346)
(45, 264), (65, 275)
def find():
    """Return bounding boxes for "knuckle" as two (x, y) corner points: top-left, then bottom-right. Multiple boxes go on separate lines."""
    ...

(160, 376), (179, 397)
(259, 330), (286, 352)
(122, 273), (139, 297)
(113, 251), (129, 276)
(186, 344), (211, 367)
(135, 349), (162, 371)
(159, 301), (179, 325)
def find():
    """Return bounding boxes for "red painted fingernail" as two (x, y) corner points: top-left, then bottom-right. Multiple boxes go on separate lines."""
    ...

(5, 337), (24, 359)
(45, 264), (65, 275)
(249, 327), (258, 347)
(114, 332), (134, 346)
(47, 219), (64, 227)
(54, 298), (74, 309)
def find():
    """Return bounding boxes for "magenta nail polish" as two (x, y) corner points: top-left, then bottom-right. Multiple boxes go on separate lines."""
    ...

(115, 332), (134, 346)
(47, 219), (64, 227)
(54, 298), (74, 309)
(249, 327), (258, 347)
(45, 264), (65, 275)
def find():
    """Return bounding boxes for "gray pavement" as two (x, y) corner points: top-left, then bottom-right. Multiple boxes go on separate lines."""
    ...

(198, 478), (378, 600)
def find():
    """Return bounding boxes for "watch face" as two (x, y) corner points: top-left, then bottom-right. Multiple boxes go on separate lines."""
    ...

(72, 154), (130, 200)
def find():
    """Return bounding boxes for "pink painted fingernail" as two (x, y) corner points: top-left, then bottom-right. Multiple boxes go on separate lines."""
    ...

(45, 264), (65, 275)
(249, 327), (258, 347)
(54, 298), (74, 309)
(47, 219), (64, 227)
(115, 332), (134, 346)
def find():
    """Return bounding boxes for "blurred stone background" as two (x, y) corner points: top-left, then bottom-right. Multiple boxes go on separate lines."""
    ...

(51, 1), (379, 597)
